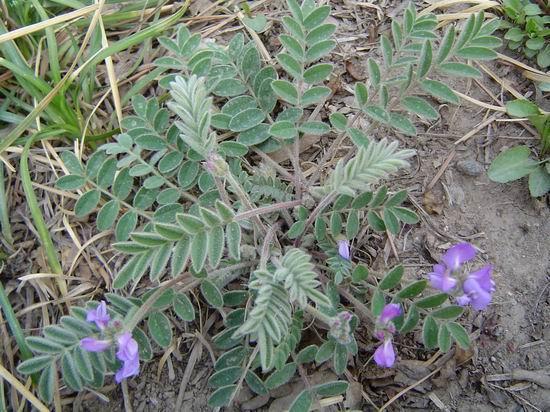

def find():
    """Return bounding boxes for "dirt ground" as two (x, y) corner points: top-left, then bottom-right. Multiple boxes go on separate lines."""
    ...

(3, 0), (548, 411)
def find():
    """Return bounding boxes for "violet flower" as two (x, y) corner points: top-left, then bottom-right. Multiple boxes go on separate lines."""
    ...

(80, 337), (111, 352)
(379, 303), (401, 325)
(115, 332), (140, 383)
(456, 265), (495, 310)
(337, 239), (350, 260)
(374, 339), (396, 368)
(428, 243), (476, 292)
(86, 301), (110, 330)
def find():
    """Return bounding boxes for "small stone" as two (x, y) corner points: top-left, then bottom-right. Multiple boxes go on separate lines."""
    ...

(455, 159), (484, 176)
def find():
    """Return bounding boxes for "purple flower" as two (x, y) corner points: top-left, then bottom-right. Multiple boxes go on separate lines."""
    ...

(337, 239), (350, 260)
(442, 243), (476, 271)
(374, 339), (396, 368)
(80, 337), (111, 352)
(379, 303), (401, 325)
(456, 265), (495, 310)
(86, 301), (110, 330)
(115, 332), (140, 383)
(428, 243), (476, 292)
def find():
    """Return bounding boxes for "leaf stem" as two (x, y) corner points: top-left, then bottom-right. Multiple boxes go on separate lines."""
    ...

(294, 190), (337, 246)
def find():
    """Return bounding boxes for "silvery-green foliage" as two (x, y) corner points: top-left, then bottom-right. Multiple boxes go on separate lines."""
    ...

(26, 0), (488, 408)
(168, 75), (217, 157)
(354, 4), (501, 135)
(314, 139), (416, 197)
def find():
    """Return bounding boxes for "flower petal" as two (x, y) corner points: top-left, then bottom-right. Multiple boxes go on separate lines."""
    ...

(86, 301), (110, 330)
(456, 294), (471, 306)
(338, 239), (350, 260)
(469, 265), (494, 292)
(463, 278), (492, 310)
(374, 339), (396, 368)
(80, 337), (111, 352)
(442, 243), (476, 271)
(379, 304), (401, 324)
(429, 272), (457, 292)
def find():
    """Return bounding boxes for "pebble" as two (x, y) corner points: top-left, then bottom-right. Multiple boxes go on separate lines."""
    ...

(455, 159), (484, 176)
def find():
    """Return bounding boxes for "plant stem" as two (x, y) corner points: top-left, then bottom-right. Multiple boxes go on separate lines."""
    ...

(304, 304), (333, 325)
(0, 163), (13, 246)
(235, 199), (302, 222)
(294, 190), (337, 246)
(0, 280), (33, 361)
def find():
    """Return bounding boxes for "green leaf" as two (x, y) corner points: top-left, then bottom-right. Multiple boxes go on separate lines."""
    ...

(379, 265), (403, 290)
(215, 346), (247, 371)
(56, 175), (86, 190)
(364, 105), (389, 124)
(38, 363), (55, 403)
(303, 63), (333, 84)
(271, 80), (299, 105)
(270, 121), (297, 139)
(400, 305), (420, 334)
(265, 362), (296, 389)
(208, 366), (242, 388)
(506, 99), (541, 117)
(418, 40), (432, 78)
(389, 113), (417, 136)
(287, 221), (306, 239)
(62, 353), (82, 391)
(147, 311), (172, 348)
(355, 82), (369, 107)
(74, 190), (100, 217)
(299, 121), (330, 135)
(416, 293), (448, 308)
(315, 340), (335, 364)
(173, 293), (195, 322)
(314, 380), (349, 396)
(436, 26), (455, 63)
(346, 210), (360, 239)
(397, 280), (427, 299)
(332, 343), (347, 375)
(439, 62), (482, 78)
(367, 210), (385, 232)
(277, 53), (302, 79)
(213, 79), (247, 97)
(305, 40), (336, 62)
(504, 27), (524, 42)
(455, 46), (497, 60)
(116, 210), (138, 241)
(303, 5), (330, 30)
(17, 356), (52, 375)
(208, 385), (237, 408)
(420, 79), (459, 104)
(383, 207), (400, 234)
(438, 323), (452, 352)
(289, 390), (312, 412)
(305, 24), (336, 45)
(208, 226), (225, 268)
(447, 322), (471, 349)
(26, 337), (64, 354)
(367, 58), (380, 89)
(431, 305), (464, 320)
(280, 34), (304, 60)
(228, 108), (265, 132)
(301, 86), (331, 106)
(392, 206), (419, 224)
(226, 221), (241, 260)
(245, 371), (268, 395)
(529, 165), (550, 197)
(330, 112), (347, 130)
(488, 146), (538, 183)
(222, 96), (256, 116)
(422, 316), (439, 349)
(297, 345), (318, 364)
(190, 231), (208, 272)
(96, 200), (120, 231)
(201, 279), (224, 309)
(352, 264), (368, 283)
(380, 35), (393, 67)
(402, 96), (439, 120)
(282, 18), (305, 42)
(43, 326), (78, 345)
(132, 327), (153, 361)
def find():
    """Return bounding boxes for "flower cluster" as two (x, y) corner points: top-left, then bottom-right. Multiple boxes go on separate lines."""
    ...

(428, 243), (495, 310)
(329, 311), (353, 344)
(373, 304), (401, 368)
(79, 301), (140, 383)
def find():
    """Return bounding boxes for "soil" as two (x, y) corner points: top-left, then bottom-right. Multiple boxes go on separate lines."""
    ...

(4, 0), (549, 411)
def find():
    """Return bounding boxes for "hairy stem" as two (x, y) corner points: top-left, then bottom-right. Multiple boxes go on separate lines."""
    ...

(294, 190), (337, 246)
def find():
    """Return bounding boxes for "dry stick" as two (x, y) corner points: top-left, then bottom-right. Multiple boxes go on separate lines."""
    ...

(235, 200), (301, 223)
(260, 221), (281, 270)
(121, 380), (133, 412)
(175, 338), (203, 411)
(0, 364), (48, 412)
